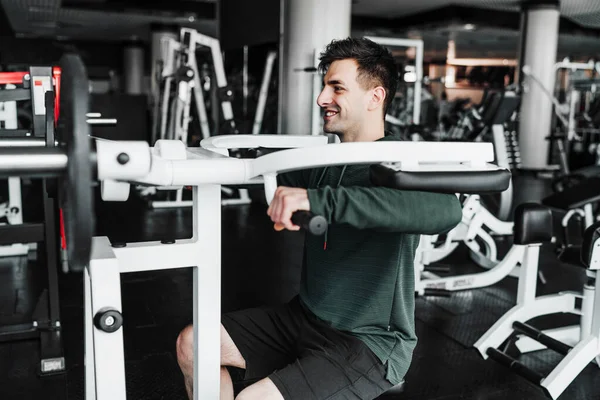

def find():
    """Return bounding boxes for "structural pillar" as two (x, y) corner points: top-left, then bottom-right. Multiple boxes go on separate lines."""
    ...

(278, 0), (352, 135)
(123, 43), (145, 95)
(518, 1), (560, 170)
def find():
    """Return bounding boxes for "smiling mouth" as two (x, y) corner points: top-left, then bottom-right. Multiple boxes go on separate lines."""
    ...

(324, 110), (339, 121)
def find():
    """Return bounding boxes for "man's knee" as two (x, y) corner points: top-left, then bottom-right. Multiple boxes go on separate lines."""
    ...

(176, 324), (193, 365)
(235, 378), (284, 400)
(176, 324), (246, 368)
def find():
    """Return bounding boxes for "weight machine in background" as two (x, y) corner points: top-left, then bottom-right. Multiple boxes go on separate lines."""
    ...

(0, 83), (27, 257)
(0, 68), (65, 375)
(147, 28), (278, 208)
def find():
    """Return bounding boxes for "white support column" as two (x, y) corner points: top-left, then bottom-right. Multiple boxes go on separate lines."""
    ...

(518, 1), (560, 170)
(191, 185), (222, 400)
(87, 237), (127, 400)
(279, 0), (351, 135)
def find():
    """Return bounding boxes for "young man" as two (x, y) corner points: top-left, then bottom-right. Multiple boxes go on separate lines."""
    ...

(177, 37), (462, 400)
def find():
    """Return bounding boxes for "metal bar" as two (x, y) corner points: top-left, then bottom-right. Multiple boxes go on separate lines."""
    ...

(0, 148), (67, 176)
(252, 51), (277, 135)
(0, 223), (45, 245)
(513, 321), (572, 356)
(87, 118), (117, 125)
(0, 323), (38, 341)
(0, 138), (46, 147)
(486, 347), (545, 385)
(0, 71), (28, 84)
(0, 89), (30, 102)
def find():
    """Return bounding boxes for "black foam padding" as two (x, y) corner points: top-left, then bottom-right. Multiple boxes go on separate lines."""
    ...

(542, 176), (600, 210)
(513, 203), (553, 245)
(581, 221), (600, 268)
(369, 165), (511, 194)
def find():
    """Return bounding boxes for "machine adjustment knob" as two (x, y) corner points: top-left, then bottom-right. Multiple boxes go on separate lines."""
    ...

(94, 309), (123, 333)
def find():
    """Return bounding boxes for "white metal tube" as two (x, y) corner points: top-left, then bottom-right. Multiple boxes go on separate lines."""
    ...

(517, 246), (540, 304)
(253, 51), (278, 135)
(88, 238), (127, 399)
(201, 134), (328, 150)
(95, 140), (152, 181)
(581, 283), (594, 340)
(420, 244), (524, 292)
(250, 141), (495, 177)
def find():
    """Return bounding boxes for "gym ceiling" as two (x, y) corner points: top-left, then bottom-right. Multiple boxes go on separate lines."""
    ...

(1, 0), (600, 61)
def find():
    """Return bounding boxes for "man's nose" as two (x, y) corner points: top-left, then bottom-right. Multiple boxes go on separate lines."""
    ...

(317, 88), (331, 108)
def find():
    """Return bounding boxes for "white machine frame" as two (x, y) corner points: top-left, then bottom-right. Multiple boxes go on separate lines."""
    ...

(415, 194), (519, 295)
(474, 233), (600, 399)
(87, 135), (503, 400)
(311, 37), (424, 135)
(150, 28), (255, 208)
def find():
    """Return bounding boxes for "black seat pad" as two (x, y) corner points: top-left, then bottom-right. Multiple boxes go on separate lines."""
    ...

(513, 203), (553, 245)
(542, 177), (600, 210)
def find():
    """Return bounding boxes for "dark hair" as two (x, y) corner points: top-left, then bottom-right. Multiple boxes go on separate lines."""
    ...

(318, 37), (398, 116)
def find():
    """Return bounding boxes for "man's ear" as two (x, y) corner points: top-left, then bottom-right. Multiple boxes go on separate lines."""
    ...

(368, 86), (386, 111)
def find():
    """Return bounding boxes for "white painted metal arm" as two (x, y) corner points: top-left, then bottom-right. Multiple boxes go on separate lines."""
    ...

(112, 141), (502, 188)
(200, 134), (328, 151)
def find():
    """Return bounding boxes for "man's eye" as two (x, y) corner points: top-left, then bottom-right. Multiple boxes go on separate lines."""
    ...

(334, 87), (343, 91)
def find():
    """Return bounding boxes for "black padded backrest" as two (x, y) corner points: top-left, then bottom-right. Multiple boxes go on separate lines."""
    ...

(513, 203), (553, 245)
(581, 221), (600, 268)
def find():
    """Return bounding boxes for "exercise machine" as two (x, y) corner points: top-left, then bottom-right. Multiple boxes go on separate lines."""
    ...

(475, 205), (600, 399)
(0, 66), (65, 375)
(148, 27), (255, 208)
(0, 83), (28, 257)
(0, 54), (510, 399)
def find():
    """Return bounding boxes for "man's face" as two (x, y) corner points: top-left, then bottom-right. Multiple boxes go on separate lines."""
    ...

(316, 59), (372, 138)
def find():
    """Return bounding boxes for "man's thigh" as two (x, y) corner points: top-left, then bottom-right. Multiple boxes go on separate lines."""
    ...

(221, 297), (304, 382)
(268, 327), (393, 400)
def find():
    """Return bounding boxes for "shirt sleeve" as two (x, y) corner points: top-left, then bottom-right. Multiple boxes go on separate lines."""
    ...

(277, 169), (311, 188)
(307, 186), (462, 234)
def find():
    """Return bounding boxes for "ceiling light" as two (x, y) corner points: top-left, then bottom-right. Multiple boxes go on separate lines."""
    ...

(463, 24), (476, 31)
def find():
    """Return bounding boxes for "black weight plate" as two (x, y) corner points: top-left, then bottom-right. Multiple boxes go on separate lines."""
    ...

(57, 54), (94, 272)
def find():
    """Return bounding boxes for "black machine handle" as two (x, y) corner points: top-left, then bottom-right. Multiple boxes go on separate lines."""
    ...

(291, 211), (327, 236)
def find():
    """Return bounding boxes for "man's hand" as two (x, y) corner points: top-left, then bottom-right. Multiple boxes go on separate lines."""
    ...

(267, 187), (310, 231)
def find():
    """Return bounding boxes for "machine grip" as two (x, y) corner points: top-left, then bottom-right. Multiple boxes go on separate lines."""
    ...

(291, 211), (327, 236)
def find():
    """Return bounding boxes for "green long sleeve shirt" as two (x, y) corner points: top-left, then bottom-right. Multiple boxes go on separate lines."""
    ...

(277, 133), (462, 385)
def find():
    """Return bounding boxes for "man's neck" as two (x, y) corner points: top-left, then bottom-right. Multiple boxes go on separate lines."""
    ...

(341, 118), (385, 143)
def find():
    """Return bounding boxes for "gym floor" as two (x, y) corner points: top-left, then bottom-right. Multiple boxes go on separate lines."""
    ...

(1, 174), (600, 400)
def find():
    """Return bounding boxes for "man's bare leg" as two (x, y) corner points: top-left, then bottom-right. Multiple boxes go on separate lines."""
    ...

(176, 324), (246, 399)
(235, 378), (284, 400)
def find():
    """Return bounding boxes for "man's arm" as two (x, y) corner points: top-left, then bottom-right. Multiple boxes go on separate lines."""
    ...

(276, 169), (310, 188)
(307, 186), (462, 234)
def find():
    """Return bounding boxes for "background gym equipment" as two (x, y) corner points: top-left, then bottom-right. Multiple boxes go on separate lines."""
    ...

(0, 67), (67, 375)
(475, 207), (600, 400)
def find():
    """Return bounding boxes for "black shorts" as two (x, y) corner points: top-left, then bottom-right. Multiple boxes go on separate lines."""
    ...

(221, 296), (393, 400)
